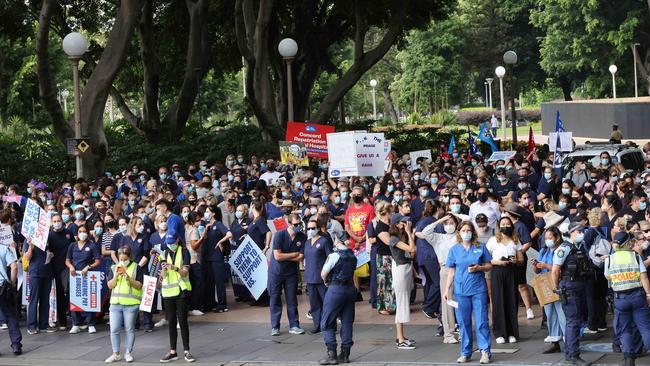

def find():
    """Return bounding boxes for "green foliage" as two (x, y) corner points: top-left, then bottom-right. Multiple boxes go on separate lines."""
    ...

(428, 110), (458, 126)
(384, 127), (453, 154)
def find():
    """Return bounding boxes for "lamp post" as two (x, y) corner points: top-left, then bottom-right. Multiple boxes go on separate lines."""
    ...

(62, 32), (88, 179)
(609, 64), (618, 99)
(486, 78), (494, 110)
(61, 88), (69, 114)
(633, 43), (640, 98)
(495, 66), (507, 143)
(278, 38), (298, 122)
(503, 50), (518, 144)
(369, 79), (378, 119)
(484, 82), (488, 110)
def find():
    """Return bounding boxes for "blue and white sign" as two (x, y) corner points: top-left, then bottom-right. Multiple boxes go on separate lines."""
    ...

(486, 151), (516, 162)
(228, 235), (268, 300)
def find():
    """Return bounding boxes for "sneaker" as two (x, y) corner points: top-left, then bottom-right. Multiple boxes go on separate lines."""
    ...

(69, 326), (81, 334)
(58, 326), (67, 331)
(44, 326), (58, 333)
(598, 327), (608, 332)
(88, 326), (97, 334)
(544, 336), (552, 343)
(189, 310), (204, 316)
(27, 329), (39, 335)
(395, 338), (416, 346)
(495, 337), (505, 344)
(144, 328), (153, 333)
(160, 351), (178, 363)
(105, 354), (121, 363)
(397, 341), (416, 350)
(583, 328), (598, 334)
(271, 328), (280, 336)
(306, 311), (313, 320)
(154, 319), (168, 328)
(508, 336), (517, 343)
(526, 308), (535, 320)
(0, 323), (7, 330)
(184, 351), (195, 363)
(289, 326), (305, 335)
(124, 353), (134, 362)
(457, 355), (471, 363)
(480, 350), (491, 364)
(80, 325), (89, 330)
(443, 337), (459, 344)
(422, 309), (435, 319)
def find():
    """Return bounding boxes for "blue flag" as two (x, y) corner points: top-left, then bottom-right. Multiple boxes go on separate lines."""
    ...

(478, 123), (499, 152)
(555, 110), (565, 132)
(468, 128), (478, 156)
(448, 135), (456, 155)
(553, 132), (563, 176)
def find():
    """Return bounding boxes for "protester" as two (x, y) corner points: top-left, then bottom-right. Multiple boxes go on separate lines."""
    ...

(303, 214), (333, 334)
(0, 238), (21, 355)
(373, 201), (395, 315)
(66, 225), (101, 334)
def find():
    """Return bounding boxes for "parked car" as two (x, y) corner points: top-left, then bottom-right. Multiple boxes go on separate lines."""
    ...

(562, 142), (645, 172)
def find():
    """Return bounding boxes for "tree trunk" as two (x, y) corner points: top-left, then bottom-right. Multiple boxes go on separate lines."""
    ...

(559, 76), (573, 101)
(381, 82), (398, 123)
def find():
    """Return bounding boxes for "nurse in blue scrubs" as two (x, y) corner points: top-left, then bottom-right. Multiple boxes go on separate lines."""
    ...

(219, 204), (252, 302)
(443, 221), (493, 364)
(302, 214), (333, 334)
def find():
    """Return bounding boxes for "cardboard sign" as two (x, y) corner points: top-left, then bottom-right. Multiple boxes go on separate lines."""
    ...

(0, 224), (12, 246)
(548, 132), (573, 152)
(228, 235), (268, 300)
(487, 151), (516, 162)
(355, 250), (370, 268)
(139, 275), (158, 313)
(327, 132), (359, 177)
(20, 199), (50, 251)
(69, 271), (102, 313)
(355, 132), (390, 177)
(148, 248), (163, 291)
(267, 217), (288, 234)
(279, 141), (310, 166)
(409, 149), (432, 170)
(285, 121), (336, 158)
(531, 272), (560, 306)
(48, 282), (57, 324)
(21, 265), (30, 306)
(2, 195), (22, 204)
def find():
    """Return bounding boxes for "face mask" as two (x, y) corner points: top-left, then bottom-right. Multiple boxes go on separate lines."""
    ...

(460, 232), (472, 242)
(601, 158), (609, 165)
(119, 225), (128, 233)
(387, 185), (394, 193)
(307, 228), (317, 239)
(159, 173), (167, 180)
(444, 225), (456, 234)
(420, 189), (429, 198)
(611, 176), (619, 182)
(93, 227), (103, 236)
(558, 202), (568, 210)
(545, 239), (555, 248)
(341, 192), (349, 201)
(174, 171), (181, 177)
(392, 172), (399, 179)
(517, 183), (527, 190)
(139, 213), (147, 220)
(442, 196), (450, 204)
(78, 232), (88, 241)
(228, 174), (234, 182)
(168, 244), (178, 252)
(640, 202), (647, 211)
(430, 177), (439, 184)
(458, 183), (466, 191)
(521, 199), (530, 207)
(310, 208), (318, 215)
(643, 241), (649, 250)
(75, 212), (84, 220)
(39, 195), (47, 202)
(334, 196), (341, 204)
(235, 211), (244, 219)
(500, 227), (514, 237)
(136, 225), (144, 234)
(452, 153), (459, 158)
(352, 195), (363, 204)
(471, 161), (478, 167)
(238, 158), (244, 164)
(322, 194), (329, 202)
(53, 222), (63, 231)
(159, 222), (168, 230)
(181, 212), (189, 220)
(293, 224), (302, 233)
(574, 233), (585, 243)
(394, 195), (402, 203)
(413, 175), (420, 181)
(451, 204), (461, 214)
(156, 210), (163, 217)
(129, 200), (136, 206)
(119, 260), (131, 267)
(477, 193), (488, 203)
(544, 172), (552, 180)
(498, 176), (506, 182)
(204, 212), (212, 221)
(62, 214), (71, 223)
(48, 210), (56, 217)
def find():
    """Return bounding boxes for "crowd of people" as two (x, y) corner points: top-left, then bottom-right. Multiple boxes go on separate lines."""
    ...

(0, 145), (650, 365)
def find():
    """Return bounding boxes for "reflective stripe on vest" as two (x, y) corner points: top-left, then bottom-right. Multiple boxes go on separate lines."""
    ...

(110, 262), (142, 306)
(609, 250), (642, 292)
(160, 247), (192, 298)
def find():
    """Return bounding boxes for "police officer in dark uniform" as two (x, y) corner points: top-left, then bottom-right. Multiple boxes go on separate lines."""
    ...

(319, 239), (358, 365)
(552, 222), (594, 365)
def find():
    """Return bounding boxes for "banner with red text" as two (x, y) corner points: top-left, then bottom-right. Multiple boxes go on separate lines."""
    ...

(285, 122), (336, 159)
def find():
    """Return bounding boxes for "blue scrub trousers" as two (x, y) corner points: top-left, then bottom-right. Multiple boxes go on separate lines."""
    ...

(0, 291), (22, 351)
(456, 291), (491, 357)
(560, 280), (586, 358)
(210, 261), (228, 310)
(268, 274), (299, 329)
(53, 268), (69, 327)
(614, 289), (650, 358)
(71, 310), (95, 326)
(27, 275), (52, 331)
(418, 257), (440, 316)
(321, 284), (356, 350)
(189, 262), (204, 311)
(307, 283), (327, 331)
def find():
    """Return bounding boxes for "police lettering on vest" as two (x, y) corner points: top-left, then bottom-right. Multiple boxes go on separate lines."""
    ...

(608, 250), (643, 292)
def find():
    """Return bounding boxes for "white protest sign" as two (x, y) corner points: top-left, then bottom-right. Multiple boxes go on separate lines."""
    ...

(487, 151), (516, 162)
(409, 149), (432, 170)
(0, 224), (12, 246)
(228, 235), (269, 300)
(139, 275), (158, 312)
(327, 132), (359, 177)
(20, 199), (50, 251)
(355, 132), (389, 177)
(548, 132), (573, 152)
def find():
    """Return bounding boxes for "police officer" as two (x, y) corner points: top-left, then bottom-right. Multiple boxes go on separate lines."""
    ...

(319, 238), (358, 365)
(604, 232), (650, 366)
(551, 222), (594, 365)
(0, 243), (22, 355)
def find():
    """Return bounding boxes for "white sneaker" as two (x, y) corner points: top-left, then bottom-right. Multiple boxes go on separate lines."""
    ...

(154, 319), (168, 328)
(508, 336), (517, 343)
(189, 310), (204, 317)
(457, 355), (470, 363)
(495, 337), (506, 344)
(583, 328), (598, 334)
(69, 326), (81, 334)
(80, 324), (89, 330)
(0, 323), (7, 330)
(124, 353), (134, 363)
(105, 354), (121, 363)
(88, 326), (97, 334)
(177, 322), (181, 329)
(479, 350), (491, 364)
(544, 336), (552, 343)
(526, 308), (534, 320)
(443, 337), (459, 344)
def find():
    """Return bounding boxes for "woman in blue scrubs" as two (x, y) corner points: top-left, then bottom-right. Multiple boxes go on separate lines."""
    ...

(202, 205), (229, 312)
(302, 214), (333, 333)
(219, 204), (252, 302)
(443, 220), (493, 364)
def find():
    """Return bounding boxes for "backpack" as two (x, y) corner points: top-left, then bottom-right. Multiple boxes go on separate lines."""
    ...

(588, 228), (611, 268)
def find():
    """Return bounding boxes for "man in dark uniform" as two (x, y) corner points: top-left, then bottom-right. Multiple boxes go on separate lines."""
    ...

(319, 239), (358, 365)
(0, 243), (22, 355)
(552, 222), (595, 365)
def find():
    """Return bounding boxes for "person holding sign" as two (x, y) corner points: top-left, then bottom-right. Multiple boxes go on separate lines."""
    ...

(66, 226), (101, 334)
(47, 214), (75, 331)
(105, 245), (143, 363)
(158, 231), (195, 363)
(269, 214), (306, 336)
(302, 214), (334, 334)
(23, 235), (54, 335)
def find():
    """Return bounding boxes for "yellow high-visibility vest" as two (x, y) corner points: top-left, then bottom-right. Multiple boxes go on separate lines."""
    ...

(160, 247), (192, 298)
(110, 262), (142, 306)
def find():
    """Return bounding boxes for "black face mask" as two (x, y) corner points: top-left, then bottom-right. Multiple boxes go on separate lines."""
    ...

(352, 195), (363, 204)
(282, 208), (292, 215)
(477, 193), (488, 203)
(467, 193), (476, 203)
(500, 226), (514, 237)
(606, 195), (617, 204)
(304, 187), (312, 194)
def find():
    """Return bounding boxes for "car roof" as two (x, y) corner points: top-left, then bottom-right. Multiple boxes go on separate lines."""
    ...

(569, 143), (642, 157)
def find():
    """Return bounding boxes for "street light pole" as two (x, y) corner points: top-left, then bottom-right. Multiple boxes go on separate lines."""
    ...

(62, 32), (88, 179)
(369, 79), (378, 119)
(504, 51), (518, 145)
(633, 43), (640, 98)
(486, 78), (494, 110)
(495, 66), (507, 144)
(484, 82), (488, 110)
(278, 38), (298, 122)
(609, 64), (618, 99)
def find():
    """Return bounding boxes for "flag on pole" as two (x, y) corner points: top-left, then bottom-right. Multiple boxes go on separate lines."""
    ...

(468, 127), (478, 159)
(447, 135), (456, 156)
(555, 110), (565, 132)
(527, 126), (536, 160)
(553, 131), (563, 176)
(478, 123), (499, 152)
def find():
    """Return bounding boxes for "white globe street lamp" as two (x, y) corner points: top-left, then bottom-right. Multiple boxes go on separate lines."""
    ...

(62, 32), (88, 179)
(278, 38), (298, 122)
(369, 79), (378, 119)
(609, 64), (618, 99)
(495, 66), (507, 142)
(486, 78), (494, 110)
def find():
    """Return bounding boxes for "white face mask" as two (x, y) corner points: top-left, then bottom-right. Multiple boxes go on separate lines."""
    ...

(78, 232), (88, 241)
(642, 241), (649, 250)
(159, 222), (168, 230)
(119, 260), (131, 267)
(136, 225), (145, 234)
(444, 225), (456, 234)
